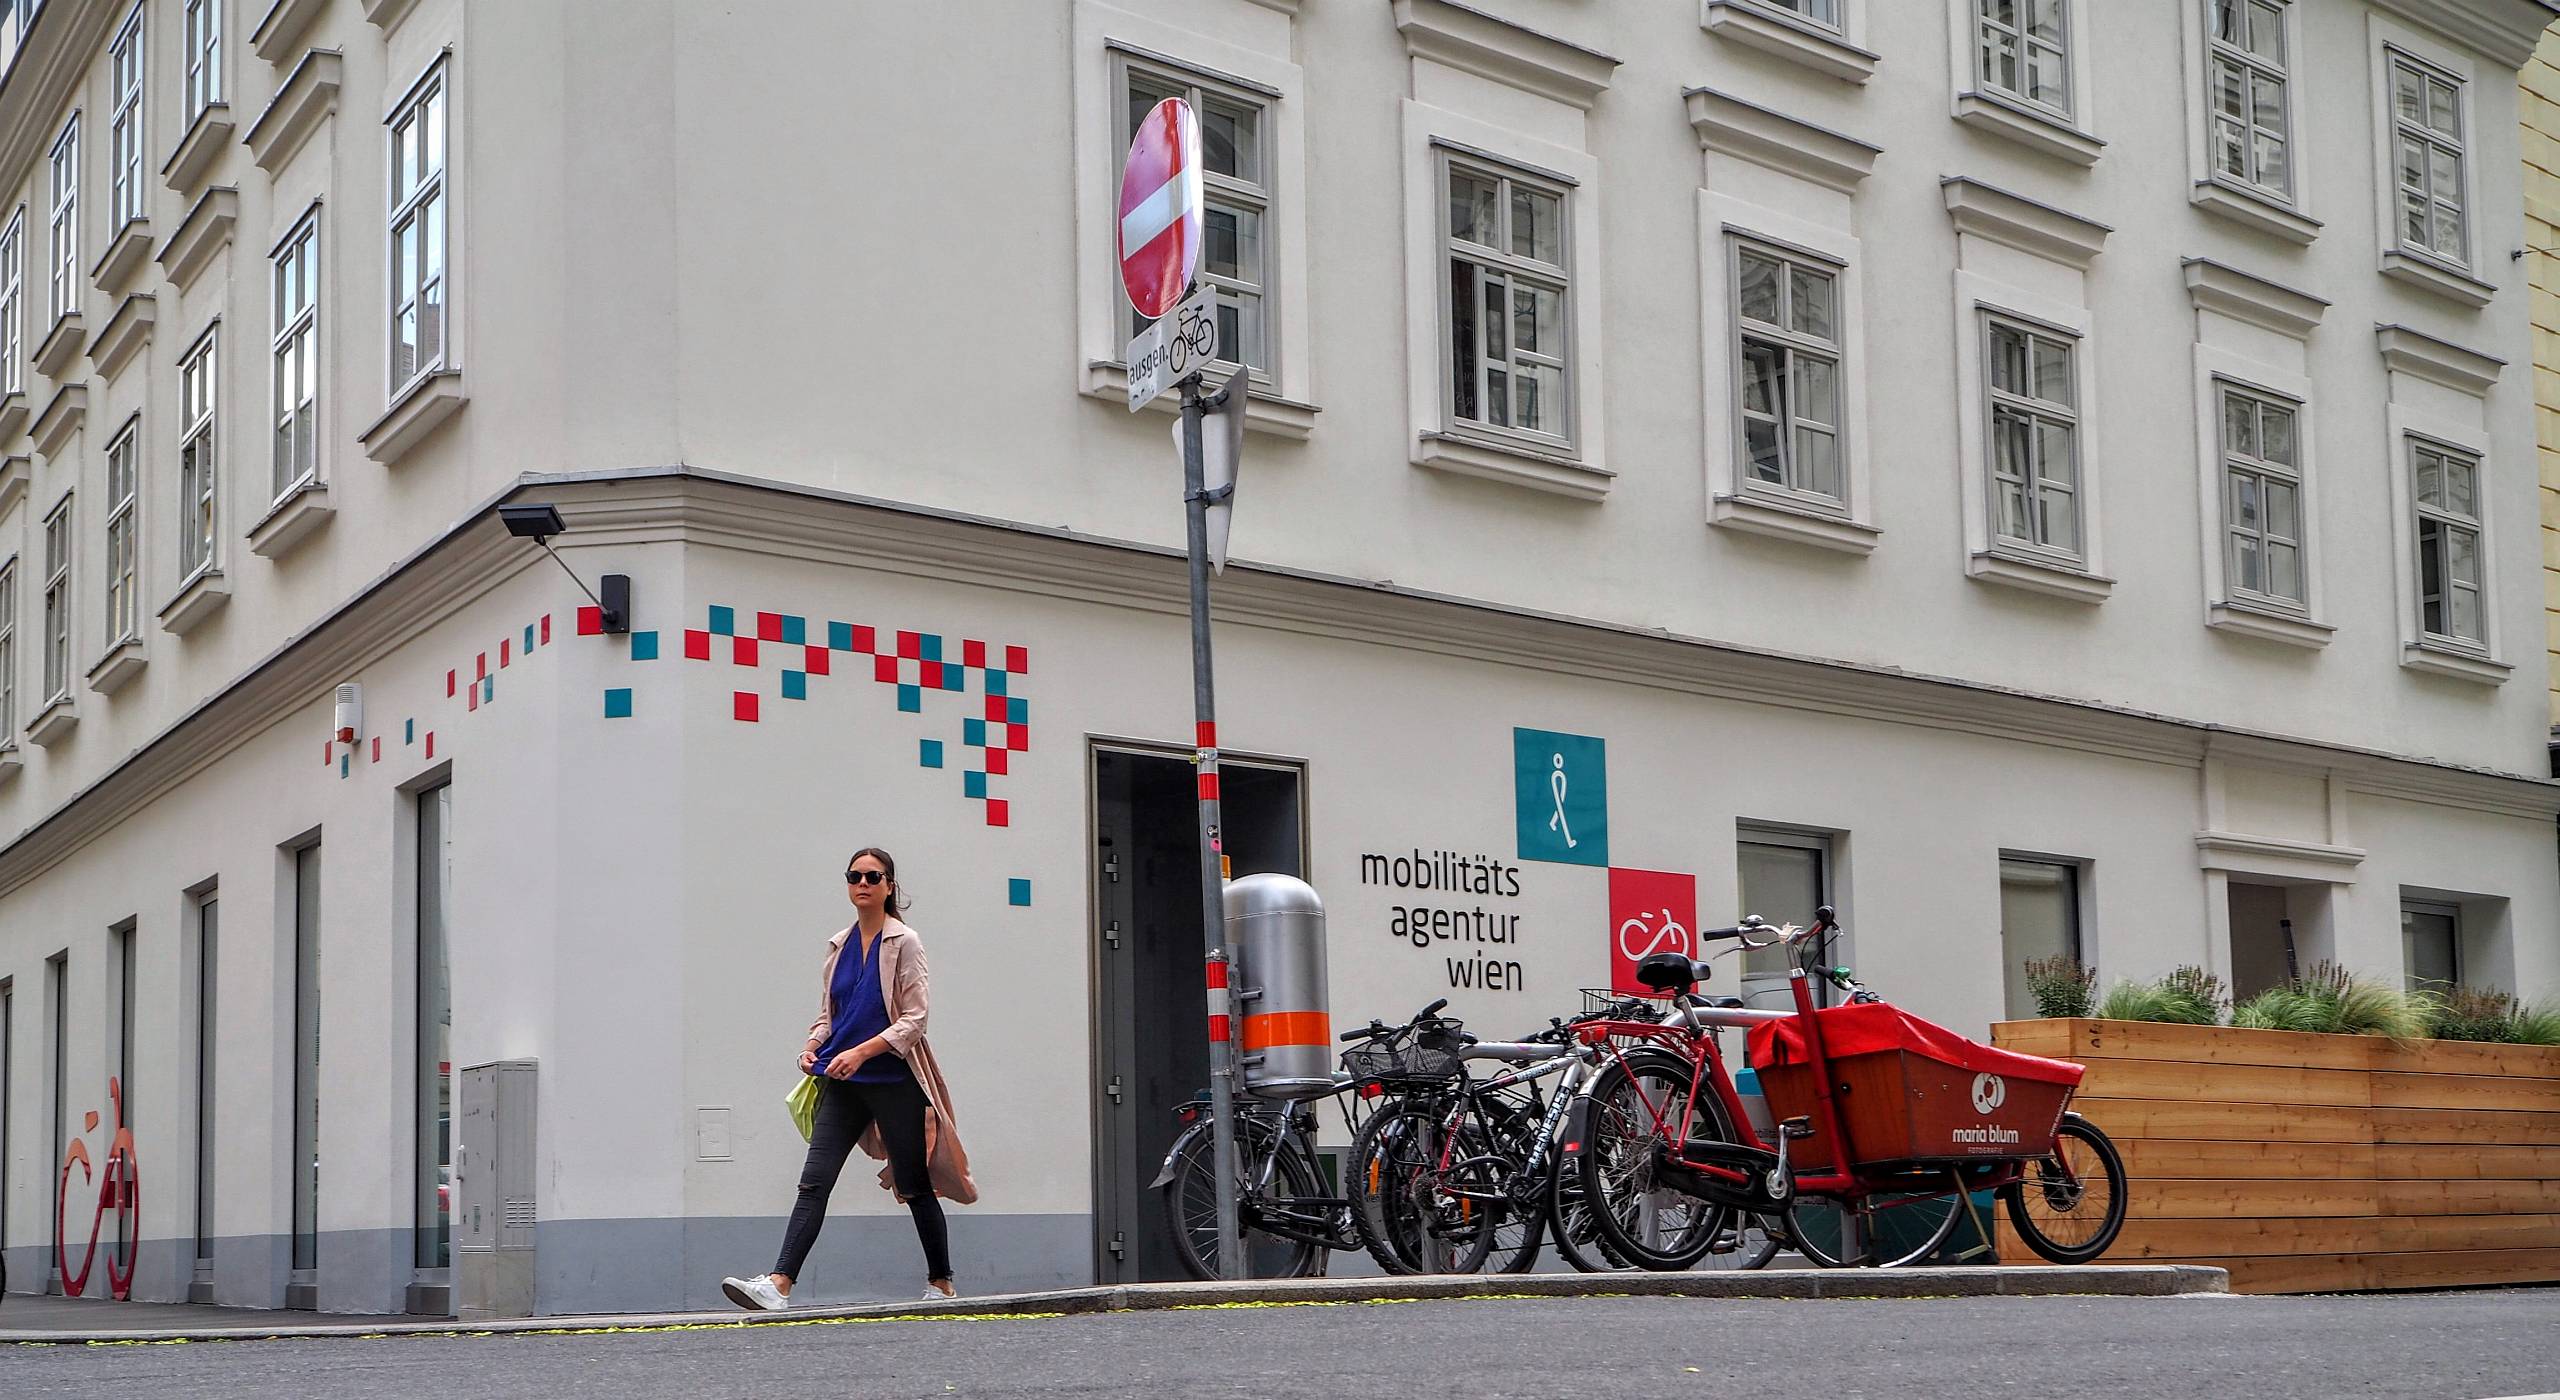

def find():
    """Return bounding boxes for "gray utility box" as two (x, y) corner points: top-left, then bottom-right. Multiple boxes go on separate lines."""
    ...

(455, 1059), (538, 1319)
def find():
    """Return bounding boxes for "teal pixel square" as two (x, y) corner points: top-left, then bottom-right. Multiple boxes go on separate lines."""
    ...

(986, 670), (1007, 697)
(964, 717), (987, 747)
(523, 624), (536, 652)
(405, 718), (415, 745)
(964, 771), (988, 799)
(604, 688), (633, 718)
(829, 621), (855, 651)
(708, 606), (736, 636)
(1008, 879), (1031, 907)
(630, 630), (660, 661)
(920, 740), (944, 768)
(782, 615), (807, 646)
(483, 676), (496, 702)
(921, 634), (943, 662)
(1006, 697), (1028, 724)
(941, 667), (963, 692)
(782, 670), (807, 700)
(339, 753), (350, 778)
(897, 684), (921, 713)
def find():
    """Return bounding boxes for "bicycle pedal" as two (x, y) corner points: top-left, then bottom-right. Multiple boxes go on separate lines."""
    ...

(1779, 1117), (1816, 1141)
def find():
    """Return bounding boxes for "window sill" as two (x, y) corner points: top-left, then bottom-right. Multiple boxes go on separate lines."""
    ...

(163, 102), (235, 195)
(1952, 90), (2103, 167)
(159, 566), (232, 636)
(87, 293), (157, 382)
(2207, 601), (2333, 650)
(250, 0), (328, 64)
(33, 311), (86, 379)
(31, 382), (87, 459)
(1080, 360), (1320, 441)
(2401, 640), (2510, 686)
(1700, 0), (1877, 84)
(158, 187), (240, 294)
(25, 696), (76, 747)
(88, 637), (146, 697)
(249, 478), (334, 558)
(1967, 549), (2113, 603)
(361, 368), (468, 464)
(0, 453), (24, 513)
(2189, 179), (2320, 246)
(1414, 430), (1612, 502)
(0, 395), (25, 448)
(91, 218), (153, 299)
(1710, 492), (1879, 556)
(2379, 249), (2495, 310)
(244, 47), (343, 176)
(0, 744), (19, 785)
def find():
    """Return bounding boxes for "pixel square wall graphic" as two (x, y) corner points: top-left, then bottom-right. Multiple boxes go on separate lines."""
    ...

(1513, 728), (1607, 867)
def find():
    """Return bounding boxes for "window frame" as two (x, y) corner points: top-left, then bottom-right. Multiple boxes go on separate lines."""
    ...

(2385, 50), (2468, 271)
(1736, 824), (1842, 1008)
(1981, 312), (2086, 565)
(385, 59), (450, 396)
(0, 206), (20, 397)
(48, 115), (77, 326)
(1998, 854), (2087, 1023)
(179, 329), (218, 583)
(1763, 0), (1844, 33)
(1111, 50), (1275, 386)
(1971, 0), (2075, 121)
(2215, 379), (2309, 614)
(1727, 233), (1849, 514)
(0, 556), (16, 739)
(272, 207), (320, 499)
(2399, 897), (2461, 990)
(1434, 147), (1577, 454)
(106, 4), (143, 232)
(2408, 435), (2487, 651)
(40, 495), (70, 704)
(103, 419), (140, 650)
(2203, 0), (2294, 203)
(183, 0), (222, 124)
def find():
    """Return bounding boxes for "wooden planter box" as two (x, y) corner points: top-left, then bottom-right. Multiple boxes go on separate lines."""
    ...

(1991, 1018), (2560, 1293)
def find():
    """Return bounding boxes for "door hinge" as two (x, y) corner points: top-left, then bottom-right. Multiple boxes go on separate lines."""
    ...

(1101, 851), (1120, 883)
(1108, 1231), (1127, 1259)
(1104, 919), (1122, 950)
(1106, 1075), (1125, 1104)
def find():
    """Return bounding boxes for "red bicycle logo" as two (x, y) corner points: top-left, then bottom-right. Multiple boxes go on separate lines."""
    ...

(57, 1075), (139, 1300)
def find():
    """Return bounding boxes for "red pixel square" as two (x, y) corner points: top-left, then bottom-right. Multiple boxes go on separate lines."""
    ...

(322, 741), (332, 766)
(541, 614), (553, 645)
(500, 639), (512, 668)
(426, 732), (436, 759)
(477, 652), (488, 681)
(576, 606), (603, 636)
(853, 624), (877, 653)
(734, 691), (760, 722)
(372, 737), (382, 763)
(1007, 723), (1029, 752)
(733, 637), (759, 667)
(469, 686), (479, 713)
(874, 654), (900, 683)
(805, 645), (831, 676)
(447, 670), (457, 697)
(986, 799), (1010, 828)
(1005, 645), (1029, 673)
(922, 661), (944, 690)
(757, 612), (784, 642)
(963, 639), (988, 669)
(897, 630), (921, 659)
(983, 694), (1007, 721)
(985, 748), (1009, 775)
(683, 630), (712, 661)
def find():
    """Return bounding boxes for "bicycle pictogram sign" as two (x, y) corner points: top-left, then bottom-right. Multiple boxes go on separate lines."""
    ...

(57, 1075), (140, 1300)
(1617, 908), (1691, 963)
(1606, 867), (1698, 997)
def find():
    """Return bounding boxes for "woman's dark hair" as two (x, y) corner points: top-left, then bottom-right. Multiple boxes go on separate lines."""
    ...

(847, 847), (910, 916)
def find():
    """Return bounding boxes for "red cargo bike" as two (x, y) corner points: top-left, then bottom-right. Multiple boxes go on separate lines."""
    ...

(1560, 907), (2126, 1269)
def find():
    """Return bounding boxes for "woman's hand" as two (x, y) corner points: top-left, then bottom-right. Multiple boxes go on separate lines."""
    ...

(799, 1046), (820, 1074)
(825, 1047), (868, 1080)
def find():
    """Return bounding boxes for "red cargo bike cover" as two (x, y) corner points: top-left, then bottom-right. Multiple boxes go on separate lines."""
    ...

(1746, 1002), (2084, 1088)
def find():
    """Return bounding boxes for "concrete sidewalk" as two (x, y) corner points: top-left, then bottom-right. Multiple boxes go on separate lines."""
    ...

(0, 1264), (2226, 1344)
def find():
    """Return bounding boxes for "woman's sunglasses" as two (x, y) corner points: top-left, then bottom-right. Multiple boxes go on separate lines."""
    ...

(845, 870), (889, 887)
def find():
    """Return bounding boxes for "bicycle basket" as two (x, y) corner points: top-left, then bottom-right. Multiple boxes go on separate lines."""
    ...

(1578, 989), (1666, 1020)
(1340, 1029), (1467, 1086)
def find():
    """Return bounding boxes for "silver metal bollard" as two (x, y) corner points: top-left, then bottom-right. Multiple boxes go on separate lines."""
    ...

(1224, 874), (1335, 1101)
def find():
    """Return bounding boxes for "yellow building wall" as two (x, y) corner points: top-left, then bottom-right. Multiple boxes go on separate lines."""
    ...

(2530, 30), (2560, 740)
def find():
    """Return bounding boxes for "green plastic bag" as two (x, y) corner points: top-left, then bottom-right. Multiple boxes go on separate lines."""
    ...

(786, 1075), (821, 1141)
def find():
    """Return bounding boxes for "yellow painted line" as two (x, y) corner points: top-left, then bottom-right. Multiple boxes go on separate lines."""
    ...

(8, 1309), (1074, 1349)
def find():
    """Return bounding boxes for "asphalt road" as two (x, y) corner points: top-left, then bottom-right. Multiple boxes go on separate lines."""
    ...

(3, 1291), (2554, 1399)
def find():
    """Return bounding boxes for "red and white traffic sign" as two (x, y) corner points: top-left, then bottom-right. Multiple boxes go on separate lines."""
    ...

(1118, 96), (1203, 322)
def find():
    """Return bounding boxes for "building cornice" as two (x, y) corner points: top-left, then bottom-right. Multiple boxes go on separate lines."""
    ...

(0, 0), (118, 190)
(6, 466), (2556, 894)
(1391, 0), (1620, 110)
(2182, 258), (2328, 339)
(2367, 0), (2552, 69)
(1685, 86), (1879, 192)
(1941, 176), (2110, 269)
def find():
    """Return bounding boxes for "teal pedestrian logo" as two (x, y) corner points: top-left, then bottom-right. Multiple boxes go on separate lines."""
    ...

(1514, 728), (1606, 867)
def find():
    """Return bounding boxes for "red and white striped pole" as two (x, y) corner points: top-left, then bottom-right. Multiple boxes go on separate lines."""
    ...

(1181, 383), (1245, 1279)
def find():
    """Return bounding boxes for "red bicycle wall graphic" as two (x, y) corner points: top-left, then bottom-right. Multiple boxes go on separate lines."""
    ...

(56, 1075), (139, 1300)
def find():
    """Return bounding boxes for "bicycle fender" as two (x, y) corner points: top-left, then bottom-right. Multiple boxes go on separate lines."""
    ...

(1555, 1096), (1596, 1161)
(1149, 1124), (1204, 1190)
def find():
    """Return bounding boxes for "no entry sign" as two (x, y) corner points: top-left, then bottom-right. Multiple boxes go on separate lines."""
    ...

(1119, 96), (1203, 321)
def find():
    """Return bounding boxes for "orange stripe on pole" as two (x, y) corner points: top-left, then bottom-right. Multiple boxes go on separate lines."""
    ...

(1243, 1011), (1333, 1051)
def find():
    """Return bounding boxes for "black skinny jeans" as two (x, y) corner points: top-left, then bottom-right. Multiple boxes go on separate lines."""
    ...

(774, 1074), (952, 1285)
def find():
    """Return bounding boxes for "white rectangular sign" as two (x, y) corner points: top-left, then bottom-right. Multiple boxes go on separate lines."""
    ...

(1126, 282), (1220, 412)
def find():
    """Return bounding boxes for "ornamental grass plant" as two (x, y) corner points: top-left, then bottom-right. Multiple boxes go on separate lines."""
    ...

(2095, 965), (2222, 1026)
(2022, 954), (2097, 1019)
(2414, 985), (2560, 1047)
(2230, 961), (2425, 1040)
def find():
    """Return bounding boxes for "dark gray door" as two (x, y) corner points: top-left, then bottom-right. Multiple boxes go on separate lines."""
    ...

(1090, 747), (1302, 1283)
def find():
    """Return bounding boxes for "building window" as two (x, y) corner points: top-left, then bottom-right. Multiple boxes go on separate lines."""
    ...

(416, 783), (453, 1270)
(183, 0), (221, 122)
(1984, 316), (2081, 560)
(290, 841), (322, 1278)
(2000, 858), (2081, 1022)
(40, 497), (70, 703)
(2218, 383), (2305, 609)
(1442, 154), (1572, 446)
(2411, 439), (2485, 647)
(1975, 0), (2072, 117)
(194, 893), (219, 1274)
(104, 425), (138, 648)
(179, 334), (217, 580)
(2401, 899), (2459, 989)
(273, 213), (318, 496)
(0, 559), (15, 738)
(2390, 54), (2466, 267)
(0, 208), (21, 395)
(1733, 239), (1845, 508)
(1738, 827), (1834, 1002)
(48, 117), (77, 324)
(2206, 0), (2289, 198)
(1118, 59), (1269, 376)
(1761, 0), (1843, 31)
(107, 5), (142, 230)
(388, 66), (448, 390)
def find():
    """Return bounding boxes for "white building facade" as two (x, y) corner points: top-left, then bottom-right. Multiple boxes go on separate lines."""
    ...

(0, 0), (2556, 1314)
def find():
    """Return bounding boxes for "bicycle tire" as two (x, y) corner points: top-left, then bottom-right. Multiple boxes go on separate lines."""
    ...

(2001, 1113), (2128, 1264)
(1348, 1101), (1497, 1274)
(1696, 1212), (1782, 1271)
(1160, 1119), (1327, 1281)
(1784, 1168), (1969, 1268)
(1543, 1165), (1626, 1272)
(1574, 1052), (1729, 1271)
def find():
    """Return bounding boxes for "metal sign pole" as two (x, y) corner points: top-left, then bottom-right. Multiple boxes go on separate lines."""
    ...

(1180, 372), (1244, 1280)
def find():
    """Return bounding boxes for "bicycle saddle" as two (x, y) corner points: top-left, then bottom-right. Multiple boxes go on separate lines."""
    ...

(1635, 951), (1711, 993)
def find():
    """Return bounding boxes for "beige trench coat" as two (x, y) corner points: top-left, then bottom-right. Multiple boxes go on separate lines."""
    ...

(807, 919), (979, 1206)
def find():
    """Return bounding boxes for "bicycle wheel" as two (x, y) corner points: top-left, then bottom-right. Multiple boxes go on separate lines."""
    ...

(2002, 1114), (2128, 1264)
(1160, 1120), (1327, 1281)
(1543, 1163), (1628, 1272)
(1348, 1101), (1497, 1274)
(1575, 1053), (1729, 1271)
(1784, 1168), (1969, 1268)
(1695, 1212), (1781, 1271)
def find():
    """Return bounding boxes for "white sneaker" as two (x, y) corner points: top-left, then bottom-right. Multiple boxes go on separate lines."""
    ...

(920, 1285), (957, 1302)
(721, 1274), (788, 1312)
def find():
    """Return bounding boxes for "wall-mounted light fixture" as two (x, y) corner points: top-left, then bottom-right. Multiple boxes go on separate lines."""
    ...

(500, 502), (630, 633)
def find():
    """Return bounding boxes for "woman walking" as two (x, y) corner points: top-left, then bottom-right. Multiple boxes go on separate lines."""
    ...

(723, 848), (975, 1309)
